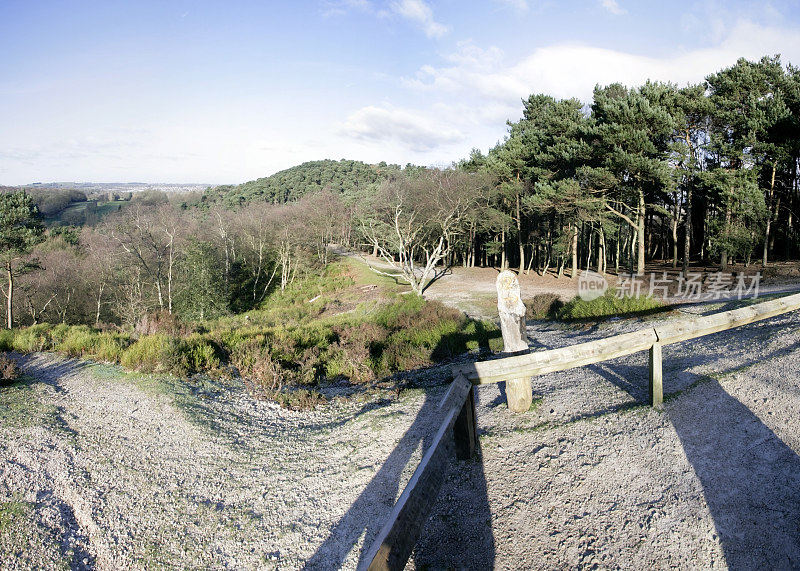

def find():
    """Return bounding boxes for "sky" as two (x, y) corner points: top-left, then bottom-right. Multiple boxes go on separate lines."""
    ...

(2, 0), (800, 185)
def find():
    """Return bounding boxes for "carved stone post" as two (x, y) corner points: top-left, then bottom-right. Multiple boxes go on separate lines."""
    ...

(496, 270), (531, 412)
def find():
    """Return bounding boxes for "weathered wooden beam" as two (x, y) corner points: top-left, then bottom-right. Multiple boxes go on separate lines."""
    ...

(452, 329), (659, 385)
(654, 292), (800, 345)
(453, 293), (800, 386)
(649, 342), (663, 407)
(360, 380), (471, 571)
(438, 374), (472, 412)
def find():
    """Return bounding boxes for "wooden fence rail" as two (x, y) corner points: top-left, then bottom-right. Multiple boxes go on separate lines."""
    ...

(361, 291), (800, 570)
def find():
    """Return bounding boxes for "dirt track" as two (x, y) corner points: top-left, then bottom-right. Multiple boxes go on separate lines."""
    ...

(2, 304), (800, 569)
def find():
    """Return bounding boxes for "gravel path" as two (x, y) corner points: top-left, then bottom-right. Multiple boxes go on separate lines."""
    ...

(0, 356), (448, 570)
(2, 304), (800, 569)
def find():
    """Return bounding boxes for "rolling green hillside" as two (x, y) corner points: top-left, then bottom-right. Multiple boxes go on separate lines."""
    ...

(202, 159), (407, 207)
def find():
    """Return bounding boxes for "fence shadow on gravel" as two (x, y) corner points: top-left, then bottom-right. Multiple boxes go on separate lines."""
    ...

(313, 293), (800, 569)
(409, 387), (495, 569)
(304, 387), (494, 570)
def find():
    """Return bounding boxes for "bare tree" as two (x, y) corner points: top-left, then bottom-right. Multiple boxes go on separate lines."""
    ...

(359, 170), (489, 295)
(107, 203), (188, 315)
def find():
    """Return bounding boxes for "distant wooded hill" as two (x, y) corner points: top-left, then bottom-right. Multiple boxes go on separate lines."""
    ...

(201, 159), (414, 207)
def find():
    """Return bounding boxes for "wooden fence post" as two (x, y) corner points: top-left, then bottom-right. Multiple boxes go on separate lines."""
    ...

(453, 385), (478, 459)
(649, 342), (663, 407)
(496, 270), (531, 412)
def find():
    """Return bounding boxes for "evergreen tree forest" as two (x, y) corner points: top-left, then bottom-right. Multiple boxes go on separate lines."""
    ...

(461, 55), (800, 277)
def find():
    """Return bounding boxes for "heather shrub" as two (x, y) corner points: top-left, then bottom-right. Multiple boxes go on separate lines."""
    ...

(557, 289), (664, 320)
(230, 338), (284, 392)
(526, 293), (564, 319)
(328, 322), (388, 383)
(270, 387), (326, 411)
(0, 353), (20, 386)
(0, 330), (12, 352)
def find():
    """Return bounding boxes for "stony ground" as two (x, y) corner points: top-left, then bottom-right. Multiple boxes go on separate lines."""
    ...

(2, 299), (800, 569)
(0, 355), (447, 570)
(414, 304), (800, 569)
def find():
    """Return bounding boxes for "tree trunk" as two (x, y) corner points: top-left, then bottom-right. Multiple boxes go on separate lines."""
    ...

(637, 190), (645, 275)
(571, 223), (578, 278)
(516, 192), (525, 273)
(500, 229), (507, 270)
(762, 162), (777, 267)
(721, 197), (732, 271)
(683, 185), (692, 277)
(598, 226), (607, 275)
(95, 282), (105, 327)
(5, 262), (12, 329)
(671, 194), (679, 268)
(585, 224), (593, 271)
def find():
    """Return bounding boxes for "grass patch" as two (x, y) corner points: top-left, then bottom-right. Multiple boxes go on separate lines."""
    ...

(0, 500), (32, 533)
(0, 497), (72, 569)
(340, 256), (406, 291)
(0, 376), (59, 429)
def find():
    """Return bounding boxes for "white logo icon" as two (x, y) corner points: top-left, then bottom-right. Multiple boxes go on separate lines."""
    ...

(577, 270), (608, 301)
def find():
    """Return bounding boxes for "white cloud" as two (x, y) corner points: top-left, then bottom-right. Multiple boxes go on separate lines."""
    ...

(339, 105), (464, 151)
(403, 20), (800, 105)
(391, 0), (448, 38)
(600, 0), (626, 15)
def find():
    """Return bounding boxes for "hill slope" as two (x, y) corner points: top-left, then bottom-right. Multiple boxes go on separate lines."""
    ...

(201, 159), (403, 207)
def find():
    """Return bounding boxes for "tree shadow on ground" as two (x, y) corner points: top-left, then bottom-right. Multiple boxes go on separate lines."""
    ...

(12, 353), (90, 394)
(668, 378), (800, 568)
(528, 316), (800, 568)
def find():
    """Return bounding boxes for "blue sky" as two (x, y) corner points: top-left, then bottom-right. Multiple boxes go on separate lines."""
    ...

(2, 0), (800, 185)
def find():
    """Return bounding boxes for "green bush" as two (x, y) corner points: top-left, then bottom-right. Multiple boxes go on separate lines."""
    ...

(92, 333), (128, 362)
(11, 323), (53, 352)
(48, 323), (71, 345)
(557, 289), (664, 321)
(0, 330), (12, 352)
(121, 334), (188, 376)
(182, 335), (222, 373)
(56, 325), (98, 357)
